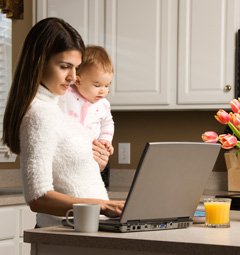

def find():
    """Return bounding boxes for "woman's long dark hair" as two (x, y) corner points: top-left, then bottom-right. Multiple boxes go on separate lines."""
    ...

(2, 17), (85, 154)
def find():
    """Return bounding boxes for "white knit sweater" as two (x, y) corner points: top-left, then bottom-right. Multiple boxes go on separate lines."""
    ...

(20, 85), (108, 227)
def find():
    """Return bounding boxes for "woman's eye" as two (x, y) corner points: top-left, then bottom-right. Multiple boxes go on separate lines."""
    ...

(60, 65), (69, 70)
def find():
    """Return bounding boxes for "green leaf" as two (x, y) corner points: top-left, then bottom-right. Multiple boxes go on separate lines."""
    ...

(235, 150), (240, 158)
(228, 122), (240, 140)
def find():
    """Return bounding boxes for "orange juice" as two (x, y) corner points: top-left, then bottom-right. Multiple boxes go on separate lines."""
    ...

(204, 198), (231, 228)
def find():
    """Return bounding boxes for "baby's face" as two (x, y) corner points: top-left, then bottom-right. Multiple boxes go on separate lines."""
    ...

(76, 67), (113, 103)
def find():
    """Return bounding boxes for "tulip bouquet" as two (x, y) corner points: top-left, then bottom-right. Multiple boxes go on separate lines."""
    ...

(202, 99), (240, 156)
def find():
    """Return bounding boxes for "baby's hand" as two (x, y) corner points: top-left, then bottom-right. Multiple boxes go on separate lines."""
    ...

(99, 140), (114, 155)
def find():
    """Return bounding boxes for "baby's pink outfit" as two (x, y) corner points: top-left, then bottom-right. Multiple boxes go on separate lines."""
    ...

(58, 85), (114, 144)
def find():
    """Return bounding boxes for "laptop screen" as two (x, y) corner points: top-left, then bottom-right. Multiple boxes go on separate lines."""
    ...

(120, 142), (221, 223)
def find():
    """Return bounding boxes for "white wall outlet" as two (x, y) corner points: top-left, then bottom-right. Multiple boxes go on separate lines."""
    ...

(118, 143), (131, 164)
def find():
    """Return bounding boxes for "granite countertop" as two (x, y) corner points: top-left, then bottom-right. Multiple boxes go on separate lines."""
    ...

(0, 186), (238, 207)
(0, 185), (129, 207)
(0, 185), (128, 207)
(24, 210), (240, 255)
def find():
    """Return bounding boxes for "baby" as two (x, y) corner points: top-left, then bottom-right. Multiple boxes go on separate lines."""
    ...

(58, 45), (114, 155)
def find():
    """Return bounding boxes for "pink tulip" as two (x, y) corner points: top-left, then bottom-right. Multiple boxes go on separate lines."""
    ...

(230, 99), (240, 113)
(202, 131), (218, 143)
(219, 134), (238, 149)
(214, 110), (230, 124)
(229, 112), (240, 129)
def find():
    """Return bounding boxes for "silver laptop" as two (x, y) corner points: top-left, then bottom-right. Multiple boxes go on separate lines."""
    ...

(99, 142), (221, 232)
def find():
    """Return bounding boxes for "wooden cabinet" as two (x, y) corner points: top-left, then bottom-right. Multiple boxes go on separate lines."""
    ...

(0, 240), (17, 255)
(0, 207), (18, 255)
(19, 206), (36, 254)
(33, 0), (240, 110)
(105, 0), (176, 107)
(0, 205), (36, 255)
(33, 0), (105, 46)
(178, 0), (237, 105)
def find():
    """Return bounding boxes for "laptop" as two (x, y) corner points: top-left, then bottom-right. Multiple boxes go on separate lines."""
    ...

(98, 142), (221, 232)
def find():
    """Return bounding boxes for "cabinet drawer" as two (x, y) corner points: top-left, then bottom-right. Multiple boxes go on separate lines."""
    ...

(0, 207), (18, 240)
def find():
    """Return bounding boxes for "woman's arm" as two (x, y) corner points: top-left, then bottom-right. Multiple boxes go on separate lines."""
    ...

(29, 190), (125, 218)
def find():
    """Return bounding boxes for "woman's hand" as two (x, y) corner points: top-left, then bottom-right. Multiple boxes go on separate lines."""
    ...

(92, 139), (110, 171)
(100, 200), (125, 218)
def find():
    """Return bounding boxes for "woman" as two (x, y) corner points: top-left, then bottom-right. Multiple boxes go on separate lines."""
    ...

(2, 17), (124, 227)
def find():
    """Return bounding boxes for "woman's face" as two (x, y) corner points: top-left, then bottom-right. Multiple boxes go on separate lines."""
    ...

(41, 50), (82, 95)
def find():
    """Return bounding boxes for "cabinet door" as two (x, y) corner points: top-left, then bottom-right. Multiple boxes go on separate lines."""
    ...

(19, 206), (36, 237)
(0, 207), (17, 240)
(33, 0), (104, 46)
(0, 240), (17, 255)
(105, 0), (177, 106)
(19, 206), (36, 255)
(178, 0), (238, 104)
(19, 240), (31, 255)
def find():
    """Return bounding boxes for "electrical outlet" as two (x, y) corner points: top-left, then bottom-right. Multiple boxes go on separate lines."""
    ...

(118, 143), (131, 164)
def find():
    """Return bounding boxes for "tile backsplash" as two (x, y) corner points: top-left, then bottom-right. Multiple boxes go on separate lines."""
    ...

(0, 169), (21, 188)
(110, 169), (228, 191)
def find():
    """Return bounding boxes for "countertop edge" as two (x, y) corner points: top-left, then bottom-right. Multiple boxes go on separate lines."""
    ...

(23, 227), (240, 255)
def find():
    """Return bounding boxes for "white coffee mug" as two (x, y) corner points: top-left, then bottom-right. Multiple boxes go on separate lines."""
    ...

(66, 204), (100, 232)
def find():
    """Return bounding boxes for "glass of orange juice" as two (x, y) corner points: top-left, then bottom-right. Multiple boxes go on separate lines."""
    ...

(204, 198), (232, 228)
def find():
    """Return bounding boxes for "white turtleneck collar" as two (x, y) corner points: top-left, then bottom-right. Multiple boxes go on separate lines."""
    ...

(35, 85), (60, 104)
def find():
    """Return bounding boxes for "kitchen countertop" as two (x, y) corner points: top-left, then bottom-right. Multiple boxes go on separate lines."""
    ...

(24, 210), (240, 255)
(23, 189), (240, 255)
(0, 185), (130, 207)
(1, 186), (239, 207)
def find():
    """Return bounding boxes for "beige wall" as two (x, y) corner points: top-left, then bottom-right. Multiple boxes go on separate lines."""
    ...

(111, 111), (227, 172)
(0, 0), (228, 172)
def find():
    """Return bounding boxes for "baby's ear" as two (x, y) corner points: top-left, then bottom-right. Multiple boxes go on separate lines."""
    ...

(75, 75), (81, 87)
